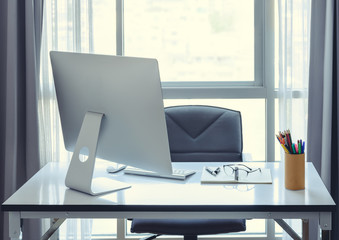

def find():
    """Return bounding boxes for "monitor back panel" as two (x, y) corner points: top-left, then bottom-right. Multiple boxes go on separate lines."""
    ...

(50, 51), (172, 174)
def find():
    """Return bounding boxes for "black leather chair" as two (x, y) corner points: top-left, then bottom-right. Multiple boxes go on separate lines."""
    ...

(131, 106), (246, 240)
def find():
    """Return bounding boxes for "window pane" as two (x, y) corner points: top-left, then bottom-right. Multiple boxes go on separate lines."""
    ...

(44, 0), (116, 53)
(163, 99), (265, 161)
(124, 0), (255, 82)
(91, 219), (117, 237)
(58, 219), (117, 239)
(92, 0), (116, 54)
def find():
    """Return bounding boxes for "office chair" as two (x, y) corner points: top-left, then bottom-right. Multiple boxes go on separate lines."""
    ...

(131, 105), (246, 240)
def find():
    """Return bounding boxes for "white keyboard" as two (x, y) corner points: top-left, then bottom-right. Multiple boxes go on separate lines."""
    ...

(124, 167), (196, 180)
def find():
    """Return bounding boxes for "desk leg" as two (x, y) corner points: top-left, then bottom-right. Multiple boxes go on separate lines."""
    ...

(302, 219), (309, 240)
(41, 218), (66, 240)
(9, 212), (21, 240)
(320, 212), (332, 240)
(274, 219), (301, 240)
(321, 230), (330, 240)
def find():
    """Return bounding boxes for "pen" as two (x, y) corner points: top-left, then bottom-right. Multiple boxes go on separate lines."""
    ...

(276, 135), (281, 143)
(285, 132), (289, 151)
(288, 130), (293, 147)
(292, 144), (296, 154)
(281, 144), (289, 153)
(205, 167), (220, 176)
(287, 132), (293, 153)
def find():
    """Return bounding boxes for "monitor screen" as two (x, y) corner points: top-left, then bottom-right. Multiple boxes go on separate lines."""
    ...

(50, 51), (173, 176)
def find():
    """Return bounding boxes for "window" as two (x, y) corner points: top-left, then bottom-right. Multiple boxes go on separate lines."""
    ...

(41, 0), (283, 239)
(124, 0), (257, 84)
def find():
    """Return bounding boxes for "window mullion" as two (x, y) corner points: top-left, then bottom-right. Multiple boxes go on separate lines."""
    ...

(162, 87), (267, 99)
(74, 0), (81, 52)
(88, 0), (93, 52)
(116, 0), (124, 55)
(254, 0), (264, 87)
(117, 219), (126, 240)
(264, 0), (275, 162)
(116, 2), (125, 239)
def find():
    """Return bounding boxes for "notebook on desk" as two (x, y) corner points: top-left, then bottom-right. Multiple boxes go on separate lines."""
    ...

(201, 166), (272, 184)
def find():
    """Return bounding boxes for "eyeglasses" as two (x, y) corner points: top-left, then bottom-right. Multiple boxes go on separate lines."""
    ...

(222, 164), (262, 181)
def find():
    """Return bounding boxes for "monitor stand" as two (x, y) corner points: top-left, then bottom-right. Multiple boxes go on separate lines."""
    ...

(65, 111), (131, 196)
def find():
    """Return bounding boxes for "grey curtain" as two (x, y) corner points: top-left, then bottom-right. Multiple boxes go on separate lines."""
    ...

(0, 1), (44, 240)
(0, 0), (8, 238)
(307, 0), (339, 239)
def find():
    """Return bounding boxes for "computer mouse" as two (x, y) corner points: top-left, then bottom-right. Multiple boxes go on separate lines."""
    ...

(106, 165), (126, 173)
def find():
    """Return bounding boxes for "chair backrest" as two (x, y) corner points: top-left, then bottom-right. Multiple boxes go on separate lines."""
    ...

(165, 105), (243, 162)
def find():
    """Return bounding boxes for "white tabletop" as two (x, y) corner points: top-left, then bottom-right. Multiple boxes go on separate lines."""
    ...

(2, 161), (335, 213)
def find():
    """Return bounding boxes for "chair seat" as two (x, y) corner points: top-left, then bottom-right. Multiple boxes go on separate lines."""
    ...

(131, 219), (246, 235)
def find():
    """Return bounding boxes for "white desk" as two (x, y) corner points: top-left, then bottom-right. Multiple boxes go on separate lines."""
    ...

(2, 161), (335, 240)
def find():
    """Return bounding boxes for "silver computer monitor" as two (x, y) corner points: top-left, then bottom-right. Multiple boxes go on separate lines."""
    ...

(50, 51), (173, 195)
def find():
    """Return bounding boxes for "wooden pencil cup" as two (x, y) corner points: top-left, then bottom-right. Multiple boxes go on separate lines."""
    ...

(285, 153), (305, 190)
